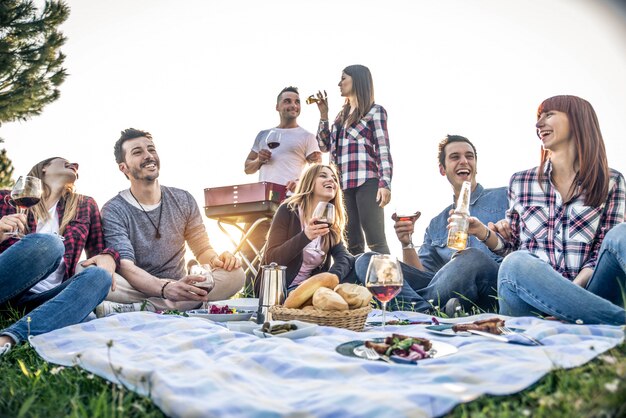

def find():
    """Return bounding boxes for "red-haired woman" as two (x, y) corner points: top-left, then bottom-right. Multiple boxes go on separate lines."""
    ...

(468, 95), (625, 325)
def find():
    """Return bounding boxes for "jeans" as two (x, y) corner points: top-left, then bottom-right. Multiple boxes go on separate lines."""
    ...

(343, 179), (390, 255)
(498, 223), (626, 325)
(0, 233), (112, 344)
(355, 248), (500, 312)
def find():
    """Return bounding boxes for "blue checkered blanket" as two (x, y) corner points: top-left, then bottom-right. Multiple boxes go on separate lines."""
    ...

(30, 311), (624, 418)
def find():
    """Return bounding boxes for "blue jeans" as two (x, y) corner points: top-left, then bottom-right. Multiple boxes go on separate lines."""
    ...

(0, 233), (112, 344)
(355, 248), (500, 312)
(343, 179), (390, 255)
(498, 223), (626, 325)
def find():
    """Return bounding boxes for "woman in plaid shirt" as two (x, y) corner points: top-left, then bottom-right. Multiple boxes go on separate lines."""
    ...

(0, 157), (118, 355)
(467, 95), (625, 325)
(315, 64), (392, 255)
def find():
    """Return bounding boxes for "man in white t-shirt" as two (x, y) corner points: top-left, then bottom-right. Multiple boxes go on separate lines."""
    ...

(244, 86), (321, 191)
(242, 86), (321, 289)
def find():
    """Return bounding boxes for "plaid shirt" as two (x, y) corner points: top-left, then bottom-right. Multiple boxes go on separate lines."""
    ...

(317, 104), (393, 190)
(496, 162), (625, 280)
(0, 191), (119, 280)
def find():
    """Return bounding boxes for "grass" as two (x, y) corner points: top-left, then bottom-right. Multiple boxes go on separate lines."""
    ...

(1, 311), (625, 417)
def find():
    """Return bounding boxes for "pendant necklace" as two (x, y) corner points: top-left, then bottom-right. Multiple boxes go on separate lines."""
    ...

(129, 188), (163, 239)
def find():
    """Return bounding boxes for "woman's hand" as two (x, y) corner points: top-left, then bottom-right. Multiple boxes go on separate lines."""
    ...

(210, 251), (241, 271)
(316, 90), (329, 120)
(376, 188), (391, 208)
(82, 254), (117, 291)
(304, 217), (330, 241)
(0, 213), (27, 243)
(489, 219), (512, 241)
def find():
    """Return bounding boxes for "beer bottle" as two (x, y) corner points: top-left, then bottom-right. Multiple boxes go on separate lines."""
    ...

(447, 181), (471, 251)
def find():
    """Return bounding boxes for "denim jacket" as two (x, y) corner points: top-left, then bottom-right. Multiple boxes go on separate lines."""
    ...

(419, 184), (508, 273)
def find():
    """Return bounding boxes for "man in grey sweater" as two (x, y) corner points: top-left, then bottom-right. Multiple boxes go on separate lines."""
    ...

(98, 128), (245, 315)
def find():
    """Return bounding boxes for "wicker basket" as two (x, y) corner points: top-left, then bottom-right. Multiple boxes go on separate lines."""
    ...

(269, 305), (371, 332)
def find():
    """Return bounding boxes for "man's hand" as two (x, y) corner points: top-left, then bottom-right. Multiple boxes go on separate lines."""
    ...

(162, 276), (210, 302)
(392, 212), (419, 246)
(257, 149), (272, 165)
(573, 267), (594, 288)
(376, 188), (391, 208)
(210, 251), (241, 271)
(0, 213), (27, 243)
(82, 254), (117, 291)
(285, 180), (298, 193)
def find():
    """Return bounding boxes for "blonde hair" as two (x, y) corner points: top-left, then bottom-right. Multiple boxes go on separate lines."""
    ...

(28, 157), (82, 235)
(285, 164), (346, 252)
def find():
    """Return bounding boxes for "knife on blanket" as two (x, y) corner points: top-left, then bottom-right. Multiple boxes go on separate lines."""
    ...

(467, 329), (509, 342)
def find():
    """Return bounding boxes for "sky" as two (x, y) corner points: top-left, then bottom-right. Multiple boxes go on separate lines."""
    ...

(1, 0), (625, 258)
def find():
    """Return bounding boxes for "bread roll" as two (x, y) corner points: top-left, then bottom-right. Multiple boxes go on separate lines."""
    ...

(312, 287), (349, 311)
(334, 283), (373, 309)
(283, 273), (339, 309)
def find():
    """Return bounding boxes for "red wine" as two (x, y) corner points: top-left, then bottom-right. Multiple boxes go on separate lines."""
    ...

(13, 196), (41, 209)
(397, 214), (419, 222)
(267, 142), (280, 149)
(314, 220), (331, 228)
(367, 284), (402, 302)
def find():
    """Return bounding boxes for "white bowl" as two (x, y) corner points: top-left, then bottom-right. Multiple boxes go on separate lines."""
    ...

(211, 298), (259, 312)
(253, 320), (318, 339)
(226, 321), (259, 334)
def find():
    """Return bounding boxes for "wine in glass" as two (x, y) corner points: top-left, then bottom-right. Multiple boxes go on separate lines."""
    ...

(6, 176), (43, 238)
(394, 209), (421, 249)
(365, 254), (404, 330)
(312, 202), (335, 228)
(265, 130), (282, 150)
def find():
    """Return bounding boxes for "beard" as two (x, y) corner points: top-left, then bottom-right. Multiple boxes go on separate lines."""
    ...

(129, 160), (160, 181)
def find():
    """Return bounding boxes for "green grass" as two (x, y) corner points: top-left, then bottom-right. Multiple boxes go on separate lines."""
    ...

(1, 314), (625, 417)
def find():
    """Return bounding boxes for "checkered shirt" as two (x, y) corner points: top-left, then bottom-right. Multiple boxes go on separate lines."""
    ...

(317, 104), (393, 190)
(0, 191), (120, 280)
(496, 162), (625, 280)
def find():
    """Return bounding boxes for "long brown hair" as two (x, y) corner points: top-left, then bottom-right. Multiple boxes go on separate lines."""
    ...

(28, 157), (82, 235)
(536, 95), (609, 207)
(285, 164), (346, 251)
(339, 64), (375, 127)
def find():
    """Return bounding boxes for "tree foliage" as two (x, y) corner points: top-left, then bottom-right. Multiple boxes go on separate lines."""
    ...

(0, 0), (70, 125)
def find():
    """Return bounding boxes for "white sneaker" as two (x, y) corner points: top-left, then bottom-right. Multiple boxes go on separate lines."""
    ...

(0, 342), (11, 357)
(95, 301), (146, 318)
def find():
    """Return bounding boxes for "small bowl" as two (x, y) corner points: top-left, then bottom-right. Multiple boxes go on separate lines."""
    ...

(252, 320), (318, 339)
(226, 321), (259, 334)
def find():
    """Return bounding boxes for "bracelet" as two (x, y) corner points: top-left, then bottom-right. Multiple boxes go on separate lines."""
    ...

(320, 119), (328, 123)
(161, 281), (171, 299)
(402, 243), (415, 250)
(478, 227), (491, 243)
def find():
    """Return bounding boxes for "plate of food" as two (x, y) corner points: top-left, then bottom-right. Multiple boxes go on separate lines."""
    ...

(336, 334), (457, 364)
(211, 298), (259, 312)
(426, 317), (520, 337)
(187, 304), (254, 322)
(252, 320), (318, 339)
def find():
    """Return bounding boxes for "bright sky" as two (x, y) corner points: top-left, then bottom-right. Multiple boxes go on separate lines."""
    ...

(1, 0), (625, 258)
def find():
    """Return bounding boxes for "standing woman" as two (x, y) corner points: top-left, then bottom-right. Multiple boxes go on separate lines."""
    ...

(315, 64), (392, 255)
(262, 164), (354, 291)
(0, 157), (117, 354)
(468, 95), (626, 325)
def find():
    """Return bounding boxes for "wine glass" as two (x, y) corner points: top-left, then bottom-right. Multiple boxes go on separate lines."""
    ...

(189, 264), (215, 308)
(5, 176), (43, 238)
(265, 130), (282, 150)
(394, 209), (421, 249)
(312, 202), (335, 228)
(365, 254), (404, 330)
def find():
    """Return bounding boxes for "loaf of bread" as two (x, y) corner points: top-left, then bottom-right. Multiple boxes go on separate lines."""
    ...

(312, 287), (349, 311)
(283, 273), (339, 309)
(334, 283), (372, 309)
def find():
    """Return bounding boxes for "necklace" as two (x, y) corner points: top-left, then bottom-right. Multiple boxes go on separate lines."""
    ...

(129, 188), (163, 239)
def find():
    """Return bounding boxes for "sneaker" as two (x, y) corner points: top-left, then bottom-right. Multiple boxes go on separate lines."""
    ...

(443, 297), (462, 317)
(0, 342), (11, 357)
(95, 301), (146, 318)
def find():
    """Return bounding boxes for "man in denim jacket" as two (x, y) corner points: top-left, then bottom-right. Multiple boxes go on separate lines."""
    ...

(356, 135), (507, 314)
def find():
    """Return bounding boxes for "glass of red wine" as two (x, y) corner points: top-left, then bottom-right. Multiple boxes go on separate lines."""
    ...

(365, 254), (404, 330)
(312, 202), (335, 228)
(394, 210), (421, 249)
(265, 130), (282, 150)
(5, 176), (43, 238)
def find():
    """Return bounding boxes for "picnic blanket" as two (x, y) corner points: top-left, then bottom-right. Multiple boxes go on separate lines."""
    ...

(30, 311), (624, 418)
